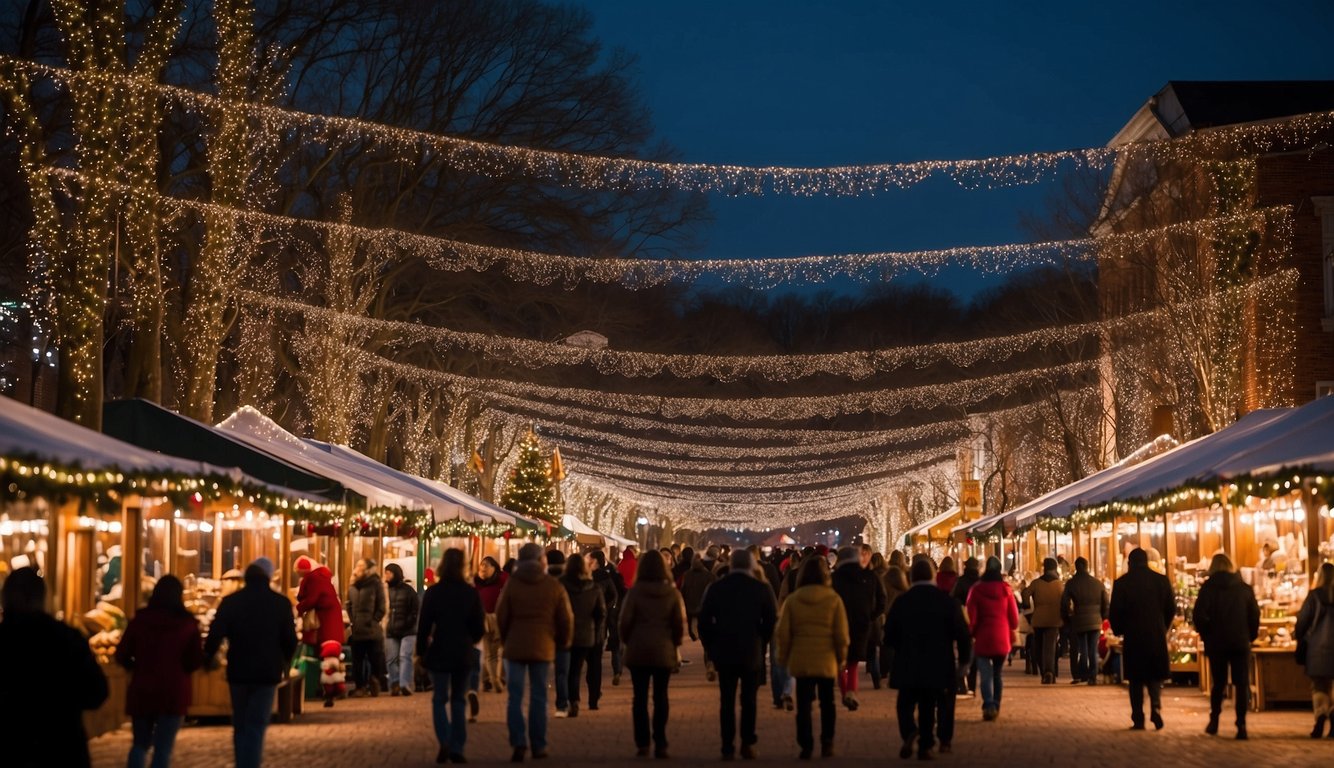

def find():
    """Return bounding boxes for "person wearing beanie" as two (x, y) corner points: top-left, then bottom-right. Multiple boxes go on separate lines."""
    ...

(1193, 553), (1259, 739)
(830, 546), (886, 711)
(1061, 557), (1109, 685)
(966, 556), (1019, 721)
(544, 549), (572, 717)
(1108, 548), (1175, 731)
(589, 549), (627, 686)
(295, 555), (344, 699)
(348, 558), (388, 697)
(1022, 557), (1065, 684)
(203, 559), (298, 768)
(384, 563), (420, 697)
(497, 542), (573, 762)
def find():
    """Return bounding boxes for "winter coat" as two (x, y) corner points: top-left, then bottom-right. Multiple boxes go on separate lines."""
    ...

(1294, 588), (1334, 678)
(115, 606), (204, 717)
(775, 584), (850, 679)
(204, 571), (299, 685)
(831, 563), (887, 662)
(592, 565), (621, 616)
(1192, 570), (1259, 655)
(496, 559), (573, 663)
(679, 558), (716, 616)
(761, 561), (783, 598)
(0, 612), (108, 768)
(966, 577), (1019, 658)
(1024, 573), (1065, 629)
(562, 576), (607, 648)
(347, 572), (387, 642)
(385, 576), (420, 640)
(936, 570), (958, 595)
(1108, 563), (1175, 681)
(885, 582), (971, 690)
(619, 579), (686, 669)
(950, 571), (980, 605)
(416, 579), (486, 673)
(1060, 571), (1109, 633)
(475, 572), (507, 614)
(697, 571), (779, 671)
(296, 566), (344, 646)
(618, 552), (639, 588)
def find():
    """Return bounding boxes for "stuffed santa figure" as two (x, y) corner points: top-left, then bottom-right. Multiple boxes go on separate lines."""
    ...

(319, 640), (346, 707)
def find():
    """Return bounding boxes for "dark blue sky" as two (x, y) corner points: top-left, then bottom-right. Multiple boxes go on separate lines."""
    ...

(577, 0), (1334, 300)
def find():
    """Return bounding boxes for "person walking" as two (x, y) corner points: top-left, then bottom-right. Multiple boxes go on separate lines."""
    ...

(936, 556), (958, 595)
(590, 549), (626, 686)
(560, 553), (607, 716)
(878, 563), (910, 687)
(830, 545), (885, 711)
(0, 567), (108, 768)
(775, 556), (849, 760)
(1022, 558), (1065, 684)
(1108, 547), (1175, 731)
(1061, 557), (1109, 685)
(545, 550), (573, 717)
(497, 542), (573, 763)
(475, 556), (508, 694)
(203, 558), (298, 768)
(417, 548), (486, 764)
(384, 563), (420, 698)
(966, 556), (1018, 722)
(698, 548), (778, 760)
(619, 546), (640, 589)
(347, 558), (388, 697)
(680, 546), (718, 680)
(886, 557), (972, 760)
(294, 556), (344, 701)
(1295, 561), (1334, 738)
(116, 575), (205, 768)
(1193, 553), (1259, 739)
(950, 557), (982, 695)
(619, 549), (687, 758)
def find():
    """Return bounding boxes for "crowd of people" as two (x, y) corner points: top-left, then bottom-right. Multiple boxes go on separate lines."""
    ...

(2, 538), (1334, 766)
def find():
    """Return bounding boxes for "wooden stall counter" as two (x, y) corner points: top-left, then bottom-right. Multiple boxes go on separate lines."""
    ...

(83, 663), (128, 738)
(189, 666), (304, 723)
(1252, 647), (1308, 711)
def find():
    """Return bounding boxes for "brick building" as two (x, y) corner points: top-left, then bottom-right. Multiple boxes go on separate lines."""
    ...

(1097, 81), (1334, 452)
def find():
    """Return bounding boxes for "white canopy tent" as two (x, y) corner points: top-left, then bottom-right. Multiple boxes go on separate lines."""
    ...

(560, 513), (631, 548)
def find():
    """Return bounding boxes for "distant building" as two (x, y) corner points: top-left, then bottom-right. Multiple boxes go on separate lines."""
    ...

(1096, 81), (1334, 453)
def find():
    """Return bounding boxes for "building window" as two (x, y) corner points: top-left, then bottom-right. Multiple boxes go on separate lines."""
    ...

(1319, 381), (1334, 399)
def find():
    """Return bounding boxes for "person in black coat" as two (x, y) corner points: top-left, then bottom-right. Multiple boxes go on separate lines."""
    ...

(830, 546), (887, 711)
(417, 548), (486, 763)
(697, 549), (779, 760)
(1108, 548), (1176, 731)
(885, 558), (971, 760)
(203, 558), (298, 768)
(1192, 553), (1259, 739)
(0, 567), (108, 768)
(384, 563), (421, 697)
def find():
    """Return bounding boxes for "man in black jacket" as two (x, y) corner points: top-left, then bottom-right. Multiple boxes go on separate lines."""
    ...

(204, 558), (299, 768)
(417, 548), (487, 762)
(1108, 548), (1176, 731)
(831, 546), (887, 711)
(1192, 553), (1259, 738)
(697, 549), (779, 761)
(1061, 557), (1109, 685)
(885, 558), (971, 760)
(384, 563), (421, 697)
(590, 550), (626, 685)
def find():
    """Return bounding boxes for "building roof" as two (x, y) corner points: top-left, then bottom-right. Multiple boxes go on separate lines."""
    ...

(1110, 81), (1334, 145)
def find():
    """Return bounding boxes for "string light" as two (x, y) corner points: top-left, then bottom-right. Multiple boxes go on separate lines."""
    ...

(10, 57), (1334, 197)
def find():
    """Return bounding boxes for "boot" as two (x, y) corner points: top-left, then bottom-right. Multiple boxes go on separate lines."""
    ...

(390, 683), (401, 697)
(1205, 712), (1219, 735)
(820, 742), (834, 757)
(1235, 724), (1248, 740)
(323, 695), (334, 708)
(370, 678), (381, 697)
(1313, 714), (1328, 738)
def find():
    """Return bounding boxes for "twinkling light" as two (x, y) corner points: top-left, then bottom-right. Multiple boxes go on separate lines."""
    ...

(11, 57), (1334, 197)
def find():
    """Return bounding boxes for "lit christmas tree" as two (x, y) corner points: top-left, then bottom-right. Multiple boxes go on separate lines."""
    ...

(500, 428), (560, 523)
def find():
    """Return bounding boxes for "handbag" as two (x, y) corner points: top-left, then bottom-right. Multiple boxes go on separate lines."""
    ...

(302, 610), (321, 634)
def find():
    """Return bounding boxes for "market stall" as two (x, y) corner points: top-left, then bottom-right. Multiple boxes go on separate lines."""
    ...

(902, 506), (962, 561)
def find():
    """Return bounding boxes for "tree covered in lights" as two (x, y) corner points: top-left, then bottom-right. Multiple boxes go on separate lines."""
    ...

(499, 429), (559, 523)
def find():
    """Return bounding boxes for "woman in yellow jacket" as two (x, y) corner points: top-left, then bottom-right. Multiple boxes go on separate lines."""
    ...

(776, 556), (850, 759)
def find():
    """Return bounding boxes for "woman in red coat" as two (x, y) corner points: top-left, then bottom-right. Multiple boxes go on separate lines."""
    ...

(296, 555), (345, 647)
(115, 575), (205, 768)
(966, 556), (1019, 722)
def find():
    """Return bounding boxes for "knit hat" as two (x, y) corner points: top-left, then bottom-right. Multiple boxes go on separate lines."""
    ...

(294, 555), (316, 575)
(985, 556), (1003, 574)
(250, 557), (276, 580)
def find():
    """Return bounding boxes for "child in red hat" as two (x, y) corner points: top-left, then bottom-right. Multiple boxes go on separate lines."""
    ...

(319, 640), (347, 707)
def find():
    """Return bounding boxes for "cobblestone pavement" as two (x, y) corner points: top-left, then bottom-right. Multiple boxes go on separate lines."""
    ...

(91, 643), (1327, 768)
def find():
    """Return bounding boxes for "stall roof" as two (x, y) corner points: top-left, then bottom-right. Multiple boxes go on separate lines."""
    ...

(1196, 395), (1334, 479)
(903, 506), (961, 538)
(104, 399), (349, 503)
(562, 514), (606, 545)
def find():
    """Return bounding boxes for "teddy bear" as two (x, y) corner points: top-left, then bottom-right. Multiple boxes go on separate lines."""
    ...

(319, 640), (347, 708)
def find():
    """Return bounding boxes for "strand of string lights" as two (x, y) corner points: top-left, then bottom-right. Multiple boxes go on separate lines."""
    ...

(339, 344), (1099, 420)
(239, 265), (1297, 383)
(9, 57), (1334, 196)
(43, 163), (1290, 290)
(561, 441), (958, 482)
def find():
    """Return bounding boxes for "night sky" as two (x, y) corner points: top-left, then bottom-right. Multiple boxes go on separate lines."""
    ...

(577, 0), (1334, 301)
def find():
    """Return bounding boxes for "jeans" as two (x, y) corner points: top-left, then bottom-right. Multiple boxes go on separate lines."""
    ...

(1208, 650), (1250, 726)
(482, 614), (504, 691)
(937, 683), (955, 745)
(505, 660), (549, 750)
(630, 665), (672, 749)
(567, 645), (602, 706)
(430, 669), (470, 755)
(769, 644), (791, 706)
(553, 648), (571, 709)
(1035, 627), (1059, 678)
(127, 714), (183, 768)
(1128, 678), (1163, 726)
(350, 639), (387, 691)
(795, 677), (835, 752)
(386, 635), (417, 690)
(228, 683), (276, 768)
(1073, 629), (1099, 681)
(895, 687), (938, 753)
(716, 665), (759, 755)
(977, 655), (1006, 711)
(469, 647), (482, 693)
